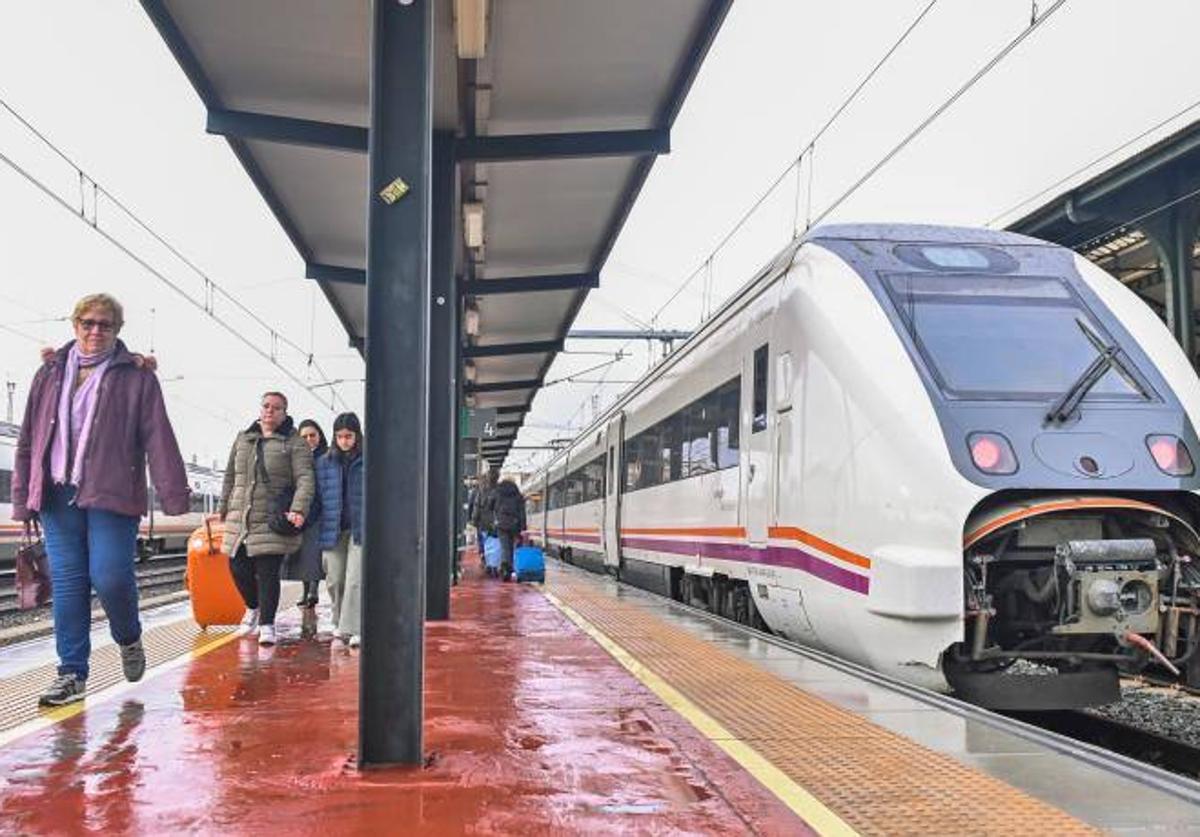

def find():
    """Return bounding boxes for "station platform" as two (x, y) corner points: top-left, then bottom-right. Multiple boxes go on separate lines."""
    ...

(0, 561), (1197, 835)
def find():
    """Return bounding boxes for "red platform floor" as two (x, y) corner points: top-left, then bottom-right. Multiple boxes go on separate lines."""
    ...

(0, 564), (806, 835)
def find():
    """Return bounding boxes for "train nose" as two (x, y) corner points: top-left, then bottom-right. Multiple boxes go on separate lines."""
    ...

(1032, 432), (1134, 479)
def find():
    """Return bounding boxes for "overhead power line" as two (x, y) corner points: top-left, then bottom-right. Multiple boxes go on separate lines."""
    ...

(0, 93), (349, 410)
(647, 0), (942, 327)
(811, 0), (1069, 226)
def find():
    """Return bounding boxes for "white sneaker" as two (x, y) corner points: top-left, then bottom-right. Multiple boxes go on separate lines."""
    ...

(258, 624), (277, 646)
(348, 634), (360, 649)
(235, 609), (260, 637)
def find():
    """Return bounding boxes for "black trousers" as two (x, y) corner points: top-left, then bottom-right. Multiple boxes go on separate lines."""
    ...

(230, 546), (284, 626)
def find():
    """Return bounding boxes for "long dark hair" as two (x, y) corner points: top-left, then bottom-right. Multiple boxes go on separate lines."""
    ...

(330, 412), (363, 460)
(297, 419), (328, 456)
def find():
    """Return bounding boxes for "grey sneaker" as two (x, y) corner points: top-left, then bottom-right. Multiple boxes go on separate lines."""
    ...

(39, 673), (86, 707)
(120, 639), (146, 682)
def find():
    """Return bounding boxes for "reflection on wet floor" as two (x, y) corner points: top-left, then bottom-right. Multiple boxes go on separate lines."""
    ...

(0, 567), (804, 834)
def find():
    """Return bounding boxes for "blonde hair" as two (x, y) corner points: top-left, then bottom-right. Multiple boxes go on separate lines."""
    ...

(71, 293), (124, 330)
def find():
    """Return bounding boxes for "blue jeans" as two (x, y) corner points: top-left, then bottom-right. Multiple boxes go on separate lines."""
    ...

(40, 485), (141, 680)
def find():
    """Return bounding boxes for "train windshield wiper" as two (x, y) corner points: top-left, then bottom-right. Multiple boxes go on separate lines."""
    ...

(1044, 319), (1145, 424)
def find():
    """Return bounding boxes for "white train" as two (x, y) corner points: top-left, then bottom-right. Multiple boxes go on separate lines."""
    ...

(0, 421), (222, 561)
(527, 224), (1200, 709)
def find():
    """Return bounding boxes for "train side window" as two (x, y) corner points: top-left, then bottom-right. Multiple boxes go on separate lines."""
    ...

(717, 377), (741, 467)
(0, 469), (11, 501)
(752, 344), (769, 433)
(659, 413), (684, 483)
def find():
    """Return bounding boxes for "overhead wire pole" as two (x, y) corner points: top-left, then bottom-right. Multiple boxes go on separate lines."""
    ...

(360, 0), (431, 767)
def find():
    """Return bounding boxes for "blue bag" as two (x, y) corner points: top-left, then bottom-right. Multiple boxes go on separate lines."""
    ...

(483, 535), (502, 571)
(514, 545), (545, 583)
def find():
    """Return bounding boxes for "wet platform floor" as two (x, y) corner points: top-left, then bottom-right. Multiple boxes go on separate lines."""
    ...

(0, 564), (804, 835)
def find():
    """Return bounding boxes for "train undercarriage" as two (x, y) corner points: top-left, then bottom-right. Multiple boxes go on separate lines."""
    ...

(949, 495), (1200, 709)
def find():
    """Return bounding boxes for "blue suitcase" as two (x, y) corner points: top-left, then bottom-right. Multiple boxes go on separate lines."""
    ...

(483, 535), (503, 574)
(514, 545), (545, 583)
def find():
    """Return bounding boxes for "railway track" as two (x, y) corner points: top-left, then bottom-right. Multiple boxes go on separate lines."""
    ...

(1011, 710), (1200, 780)
(0, 552), (188, 616)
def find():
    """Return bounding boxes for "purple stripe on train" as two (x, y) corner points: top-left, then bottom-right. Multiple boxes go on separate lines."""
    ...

(619, 536), (869, 595)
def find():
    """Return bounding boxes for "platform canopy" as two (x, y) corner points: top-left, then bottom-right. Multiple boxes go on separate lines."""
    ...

(141, 0), (732, 467)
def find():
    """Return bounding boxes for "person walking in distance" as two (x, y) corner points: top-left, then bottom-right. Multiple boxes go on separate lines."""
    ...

(315, 412), (364, 649)
(492, 478), (527, 582)
(212, 392), (315, 647)
(284, 419), (327, 639)
(12, 293), (190, 706)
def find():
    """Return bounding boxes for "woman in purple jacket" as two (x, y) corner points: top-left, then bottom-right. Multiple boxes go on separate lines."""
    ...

(12, 293), (189, 707)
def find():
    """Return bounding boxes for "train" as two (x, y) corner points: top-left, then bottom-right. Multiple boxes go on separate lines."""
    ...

(525, 223), (1200, 710)
(0, 420), (223, 561)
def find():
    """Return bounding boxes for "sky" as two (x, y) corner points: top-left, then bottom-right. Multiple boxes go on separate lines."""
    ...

(2, 1), (1199, 475)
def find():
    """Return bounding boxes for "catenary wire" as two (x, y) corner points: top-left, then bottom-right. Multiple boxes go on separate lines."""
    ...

(0, 94), (349, 410)
(809, 0), (1069, 227)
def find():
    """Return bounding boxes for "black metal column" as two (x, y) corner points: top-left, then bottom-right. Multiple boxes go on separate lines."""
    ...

(426, 131), (455, 620)
(360, 0), (431, 767)
(1144, 200), (1200, 365)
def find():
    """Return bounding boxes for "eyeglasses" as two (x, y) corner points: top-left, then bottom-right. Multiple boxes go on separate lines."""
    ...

(261, 403), (285, 412)
(76, 318), (115, 333)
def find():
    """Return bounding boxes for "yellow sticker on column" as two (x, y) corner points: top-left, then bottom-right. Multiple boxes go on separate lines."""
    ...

(379, 177), (410, 204)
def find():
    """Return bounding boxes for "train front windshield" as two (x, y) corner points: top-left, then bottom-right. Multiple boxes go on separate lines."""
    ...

(884, 274), (1151, 402)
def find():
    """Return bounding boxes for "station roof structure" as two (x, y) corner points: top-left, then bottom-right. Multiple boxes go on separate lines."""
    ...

(141, 0), (733, 467)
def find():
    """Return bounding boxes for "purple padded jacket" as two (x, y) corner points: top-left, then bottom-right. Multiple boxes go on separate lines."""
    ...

(11, 340), (190, 521)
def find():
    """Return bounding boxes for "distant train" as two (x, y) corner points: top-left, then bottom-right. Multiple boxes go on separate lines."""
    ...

(526, 224), (1200, 709)
(0, 421), (223, 561)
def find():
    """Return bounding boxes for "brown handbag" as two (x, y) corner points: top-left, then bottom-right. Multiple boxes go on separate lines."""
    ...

(15, 520), (51, 610)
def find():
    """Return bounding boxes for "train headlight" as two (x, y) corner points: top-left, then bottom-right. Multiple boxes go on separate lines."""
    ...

(967, 432), (1018, 475)
(1146, 435), (1194, 476)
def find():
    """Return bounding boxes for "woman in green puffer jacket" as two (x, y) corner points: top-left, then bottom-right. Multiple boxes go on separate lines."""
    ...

(213, 391), (315, 646)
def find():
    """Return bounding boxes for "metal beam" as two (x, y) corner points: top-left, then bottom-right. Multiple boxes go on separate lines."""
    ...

(206, 107), (368, 152)
(425, 131), (455, 622)
(464, 378), (541, 394)
(360, 0), (430, 768)
(462, 339), (564, 358)
(456, 129), (668, 162)
(495, 405), (527, 415)
(307, 262), (366, 285)
(462, 272), (598, 295)
(1142, 200), (1200, 364)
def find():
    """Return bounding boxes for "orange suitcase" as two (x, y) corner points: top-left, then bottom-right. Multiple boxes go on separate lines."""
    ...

(186, 522), (245, 628)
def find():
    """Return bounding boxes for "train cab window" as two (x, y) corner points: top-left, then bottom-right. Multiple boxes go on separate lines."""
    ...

(884, 274), (1152, 401)
(752, 344), (769, 433)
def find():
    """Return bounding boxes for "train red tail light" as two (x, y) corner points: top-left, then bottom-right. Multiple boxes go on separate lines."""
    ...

(968, 432), (1018, 475)
(1146, 435), (1194, 476)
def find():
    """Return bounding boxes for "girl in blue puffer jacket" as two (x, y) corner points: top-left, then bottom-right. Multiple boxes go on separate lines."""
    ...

(315, 412), (363, 649)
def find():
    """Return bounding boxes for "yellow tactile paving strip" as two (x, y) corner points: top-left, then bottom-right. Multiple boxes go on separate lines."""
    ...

(547, 573), (1098, 837)
(0, 619), (232, 736)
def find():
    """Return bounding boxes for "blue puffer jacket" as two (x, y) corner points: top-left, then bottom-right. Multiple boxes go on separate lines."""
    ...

(315, 450), (363, 547)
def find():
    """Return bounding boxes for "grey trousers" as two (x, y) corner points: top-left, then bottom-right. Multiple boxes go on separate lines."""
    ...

(322, 531), (362, 637)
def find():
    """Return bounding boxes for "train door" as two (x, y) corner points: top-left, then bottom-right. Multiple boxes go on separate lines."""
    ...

(742, 341), (771, 546)
(602, 413), (624, 568)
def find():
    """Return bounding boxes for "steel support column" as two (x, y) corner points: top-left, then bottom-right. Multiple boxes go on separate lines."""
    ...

(1142, 199), (1200, 365)
(360, 0), (431, 767)
(426, 131), (455, 621)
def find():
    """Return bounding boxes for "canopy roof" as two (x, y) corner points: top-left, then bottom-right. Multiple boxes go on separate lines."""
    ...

(141, 0), (733, 466)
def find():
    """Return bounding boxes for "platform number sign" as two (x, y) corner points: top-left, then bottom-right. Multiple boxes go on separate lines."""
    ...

(461, 407), (499, 440)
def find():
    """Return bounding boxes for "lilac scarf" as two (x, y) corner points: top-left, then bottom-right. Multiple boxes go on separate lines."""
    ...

(50, 344), (115, 486)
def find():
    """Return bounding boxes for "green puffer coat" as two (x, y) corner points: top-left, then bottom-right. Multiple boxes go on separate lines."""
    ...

(218, 416), (316, 557)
